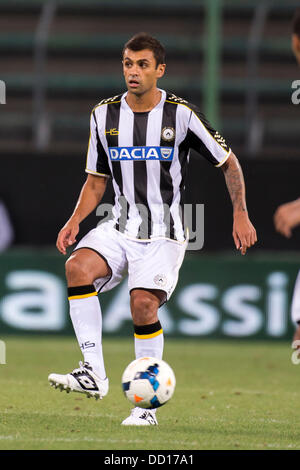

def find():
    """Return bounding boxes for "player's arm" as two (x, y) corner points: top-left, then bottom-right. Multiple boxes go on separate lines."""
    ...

(56, 174), (108, 255)
(56, 105), (111, 255)
(220, 152), (257, 255)
(184, 102), (257, 254)
(273, 198), (300, 238)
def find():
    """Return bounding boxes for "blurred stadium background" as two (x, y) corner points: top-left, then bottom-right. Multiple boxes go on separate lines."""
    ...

(0, 0), (300, 342)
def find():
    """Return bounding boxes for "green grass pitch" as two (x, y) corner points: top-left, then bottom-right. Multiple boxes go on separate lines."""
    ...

(0, 335), (299, 450)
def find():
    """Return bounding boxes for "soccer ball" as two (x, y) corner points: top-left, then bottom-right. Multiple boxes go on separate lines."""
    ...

(121, 357), (176, 409)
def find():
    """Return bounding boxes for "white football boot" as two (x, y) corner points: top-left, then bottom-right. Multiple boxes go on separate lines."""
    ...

(121, 407), (158, 426)
(48, 361), (109, 400)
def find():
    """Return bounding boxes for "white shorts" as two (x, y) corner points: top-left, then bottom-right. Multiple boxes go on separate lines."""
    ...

(74, 222), (187, 304)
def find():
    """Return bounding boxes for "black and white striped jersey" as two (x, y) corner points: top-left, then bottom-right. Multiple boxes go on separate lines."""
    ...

(86, 89), (231, 242)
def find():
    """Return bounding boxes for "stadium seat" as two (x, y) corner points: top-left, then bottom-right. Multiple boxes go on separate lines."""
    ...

(0, 0), (298, 157)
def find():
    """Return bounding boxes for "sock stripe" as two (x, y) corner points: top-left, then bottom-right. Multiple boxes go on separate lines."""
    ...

(134, 321), (163, 339)
(68, 291), (98, 300)
(68, 284), (97, 300)
(134, 329), (163, 339)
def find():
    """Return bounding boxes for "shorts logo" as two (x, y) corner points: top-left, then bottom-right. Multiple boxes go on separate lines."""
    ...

(154, 274), (167, 287)
(108, 146), (174, 161)
(161, 127), (175, 142)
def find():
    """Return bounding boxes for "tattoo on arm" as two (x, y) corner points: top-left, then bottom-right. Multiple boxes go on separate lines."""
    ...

(222, 157), (247, 213)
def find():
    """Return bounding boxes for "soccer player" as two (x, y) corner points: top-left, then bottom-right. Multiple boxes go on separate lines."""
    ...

(273, 9), (300, 343)
(48, 33), (257, 425)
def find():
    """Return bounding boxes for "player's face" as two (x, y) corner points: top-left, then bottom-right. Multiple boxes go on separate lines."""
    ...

(123, 48), (165, 96)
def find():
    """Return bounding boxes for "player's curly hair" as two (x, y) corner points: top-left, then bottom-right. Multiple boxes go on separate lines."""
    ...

(123, 32), (166, 67)
(293, 8), (300, 37)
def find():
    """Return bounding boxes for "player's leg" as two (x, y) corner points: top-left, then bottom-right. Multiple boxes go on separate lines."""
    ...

(49, 225), (127, 400)
(66, 247), (110, 286)
(49, 248), (111, 399)
(122, 239), (187, 425)
(130, 288), (165, 361)
(121, 288), (164, 425)
(128, 239), (186, 365)
(65, 248), (110, 381)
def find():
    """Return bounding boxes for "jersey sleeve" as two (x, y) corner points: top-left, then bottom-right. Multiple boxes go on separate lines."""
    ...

(85, 109), (111, 177)
(186, 105), (231, 167)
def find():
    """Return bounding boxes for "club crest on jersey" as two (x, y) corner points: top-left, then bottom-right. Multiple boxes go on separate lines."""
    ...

(108, 146), (174, 161)
(161, 127), (175, 142)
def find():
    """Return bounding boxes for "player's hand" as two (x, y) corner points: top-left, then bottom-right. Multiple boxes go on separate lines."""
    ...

(232, 211), (257, 255)
(56, 219), (79, 255)
(274, 199), (300, 238)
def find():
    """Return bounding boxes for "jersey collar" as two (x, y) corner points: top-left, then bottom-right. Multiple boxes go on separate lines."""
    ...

(121, 89), (166, 114)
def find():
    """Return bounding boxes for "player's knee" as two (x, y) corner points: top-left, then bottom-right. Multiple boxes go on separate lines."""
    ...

(130, 291), (159, 324)
(65, 255), (92, 284)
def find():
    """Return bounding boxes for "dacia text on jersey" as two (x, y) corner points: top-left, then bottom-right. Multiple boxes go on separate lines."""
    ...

(108, 147), (174, 161)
